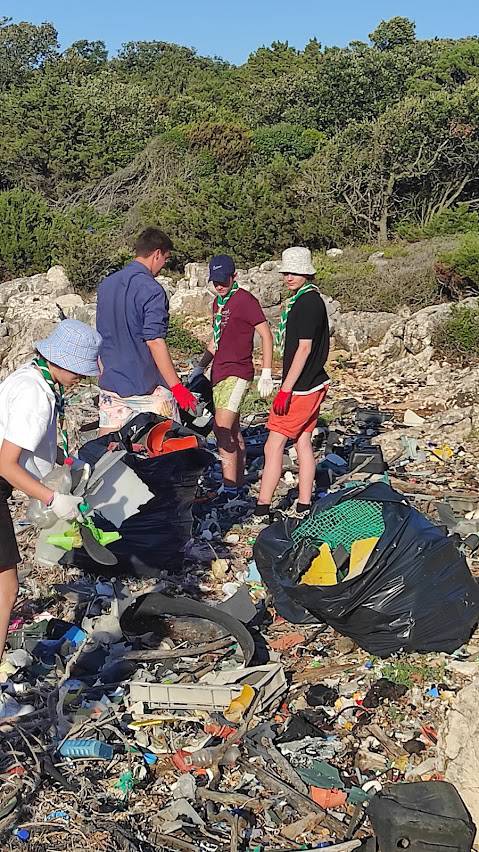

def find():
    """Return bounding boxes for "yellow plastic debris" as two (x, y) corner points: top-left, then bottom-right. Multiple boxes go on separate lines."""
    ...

(300, 543), (337, 586)
(224, 684), (255, 723)
(346, 537), (379, 580)
(431, 444), (453, 461)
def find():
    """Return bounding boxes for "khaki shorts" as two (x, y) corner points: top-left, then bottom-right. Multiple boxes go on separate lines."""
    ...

(99, 386), (179, 431)
(213, 377), (251, 414)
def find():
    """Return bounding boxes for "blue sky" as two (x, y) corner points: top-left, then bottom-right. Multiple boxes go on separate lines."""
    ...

(4, 0), (479, 64)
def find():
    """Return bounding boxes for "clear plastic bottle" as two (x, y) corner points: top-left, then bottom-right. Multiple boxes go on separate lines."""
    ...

(26, 457), (74, 529)
(182, 744), (240, 770)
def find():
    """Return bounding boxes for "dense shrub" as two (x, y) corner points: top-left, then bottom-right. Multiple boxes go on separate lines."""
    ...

(0, 188), (54, 280)
(167, 316), (203, 355)
(252, 124), (323, 163)
(440, 232), (479, 286)
(397, 205), (479, 241)
(433, 304), (479, 364)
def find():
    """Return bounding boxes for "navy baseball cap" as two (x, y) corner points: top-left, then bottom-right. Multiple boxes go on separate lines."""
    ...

(208, 254), (235, 284)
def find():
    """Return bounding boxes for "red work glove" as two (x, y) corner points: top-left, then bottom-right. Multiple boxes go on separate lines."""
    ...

(171, 383), (198, 412)
(273, 389), (292, 415)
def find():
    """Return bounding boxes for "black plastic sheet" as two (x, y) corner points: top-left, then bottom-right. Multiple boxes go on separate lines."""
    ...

(66, 414), (213, 577)
(254, 483), (479, 656)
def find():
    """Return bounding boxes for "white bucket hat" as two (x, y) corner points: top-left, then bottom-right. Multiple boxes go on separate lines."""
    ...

(36, 319), (102, 377)
(278, 246), (316, 276)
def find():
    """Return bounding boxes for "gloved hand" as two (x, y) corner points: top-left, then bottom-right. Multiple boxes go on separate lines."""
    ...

(272, 389), (292, 416)
(188, 365), (204, 385)
(49, 492), (82, 521)
(171, 383), (198, 412)
(257, 368), (274, 399)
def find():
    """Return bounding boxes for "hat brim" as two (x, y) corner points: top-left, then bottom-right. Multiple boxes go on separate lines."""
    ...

(209, 275), (231, 285)
(278, 264), (316, 275)
(36, 341), (100, 377)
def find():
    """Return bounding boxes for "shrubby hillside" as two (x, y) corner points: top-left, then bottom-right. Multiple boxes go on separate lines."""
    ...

(0, 14), (478, 294)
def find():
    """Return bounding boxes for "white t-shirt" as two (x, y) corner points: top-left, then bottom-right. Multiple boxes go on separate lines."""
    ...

(0, 363), (57, 480)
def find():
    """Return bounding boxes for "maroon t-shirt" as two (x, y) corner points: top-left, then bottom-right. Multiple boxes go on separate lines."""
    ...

(211, 288), (266, 386)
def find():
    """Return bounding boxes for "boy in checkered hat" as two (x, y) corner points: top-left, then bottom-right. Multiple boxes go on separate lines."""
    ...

(0, 319), (101, 660)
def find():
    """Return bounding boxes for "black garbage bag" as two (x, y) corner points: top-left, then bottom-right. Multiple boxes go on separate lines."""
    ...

(254, 482), (479, 656)
(64, 414), (213, 577)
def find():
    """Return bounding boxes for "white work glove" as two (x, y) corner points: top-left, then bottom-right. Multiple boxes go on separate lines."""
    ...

(188, 365), (204, 384)
(257, 368), (274, 399)
(49, 492), (82, 521)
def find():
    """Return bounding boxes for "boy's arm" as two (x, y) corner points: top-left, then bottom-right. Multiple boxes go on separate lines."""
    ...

(256, 321), (273, 370)
(145, 338), (182, 388)
(281, 339), (312, 392)
(0, 440), (54, 503)
(272, 339), (312, 413)
(256, 321), (274, 398)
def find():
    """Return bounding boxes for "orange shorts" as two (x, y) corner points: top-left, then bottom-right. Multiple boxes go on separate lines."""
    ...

(267, 386), (329, 440)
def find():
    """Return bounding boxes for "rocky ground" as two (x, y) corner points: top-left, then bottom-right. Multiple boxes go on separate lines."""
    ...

(2, 265), (479, 849)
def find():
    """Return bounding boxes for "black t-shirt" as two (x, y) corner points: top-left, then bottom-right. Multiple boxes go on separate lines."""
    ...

(282, 290), (330, 392)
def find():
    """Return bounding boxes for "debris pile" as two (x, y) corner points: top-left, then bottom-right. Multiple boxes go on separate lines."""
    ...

(3, 377), (479, 850)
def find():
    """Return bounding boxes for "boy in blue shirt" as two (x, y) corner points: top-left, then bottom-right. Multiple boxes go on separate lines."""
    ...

(96, 227), (196, 435)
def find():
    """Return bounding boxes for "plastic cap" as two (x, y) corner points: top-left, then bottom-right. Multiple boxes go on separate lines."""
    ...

(64, 457), (74, 466)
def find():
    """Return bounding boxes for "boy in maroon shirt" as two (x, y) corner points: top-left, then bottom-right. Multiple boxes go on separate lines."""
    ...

(191, 255), (273, 499)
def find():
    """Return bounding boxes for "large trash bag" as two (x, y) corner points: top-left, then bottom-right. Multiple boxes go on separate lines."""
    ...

(254, 482), (479, 656)
(64, 414), (213, 577)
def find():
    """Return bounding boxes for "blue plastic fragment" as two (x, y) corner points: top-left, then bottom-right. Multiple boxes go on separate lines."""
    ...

(13, 828), (30, 842)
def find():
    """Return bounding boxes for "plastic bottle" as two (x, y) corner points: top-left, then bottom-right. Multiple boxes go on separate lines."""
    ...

(182, 744), (240, 770)
(59, 739), (113, 760)
(26, 457), (74, 529)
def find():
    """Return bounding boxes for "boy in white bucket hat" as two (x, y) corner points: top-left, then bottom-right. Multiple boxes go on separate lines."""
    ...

(253, 247), (330, 522)
(0, 319), (101, 660)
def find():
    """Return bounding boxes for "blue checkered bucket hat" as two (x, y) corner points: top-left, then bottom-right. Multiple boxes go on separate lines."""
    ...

(36, 319), (102, 377)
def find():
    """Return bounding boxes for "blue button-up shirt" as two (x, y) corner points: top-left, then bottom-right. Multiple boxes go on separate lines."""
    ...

(96, 261), (168, 397)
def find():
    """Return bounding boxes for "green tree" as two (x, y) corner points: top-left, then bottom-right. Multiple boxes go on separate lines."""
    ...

(0, 188), (54, 280)
(141, 159), (299, 266)
(64, 39), (108, 65)
(298, 86), (479, 242)
(0, 17), (58, 87)
(369, 17), (416, 51)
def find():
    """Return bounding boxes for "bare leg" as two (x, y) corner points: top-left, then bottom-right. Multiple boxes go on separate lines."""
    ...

(295, 430), (316, 505)
(214, 409), (243, 488)
(258, 431), (288, 505)
(231, 417), (246, 488)
(0, 565), (19, 660)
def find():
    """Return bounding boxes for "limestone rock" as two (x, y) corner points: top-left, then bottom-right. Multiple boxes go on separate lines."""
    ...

(437, 677), (479, 835)
(184, 262), (209, 289)
(155, 275), (174, 299)
(368, 319), (407, 364)
(62, 302), (97, 327)
(334, 311), (398, 353)
(326, 248), (343, 258)
(56, 293), (85, 312)
(320, 295), (340, 335)
(403, 303), (453, 356)
(169, 288), (214, 316)
(249, 270), (282, 308)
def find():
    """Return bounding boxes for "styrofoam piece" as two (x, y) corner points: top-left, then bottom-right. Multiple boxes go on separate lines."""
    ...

(128, 664), (286, 713)
(86, 458), (154, 527)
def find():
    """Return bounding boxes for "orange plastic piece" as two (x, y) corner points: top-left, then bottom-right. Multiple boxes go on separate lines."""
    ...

(145, 420), (198, 457)
(269, 632), (306, 652)
(310, 786), (347, 808)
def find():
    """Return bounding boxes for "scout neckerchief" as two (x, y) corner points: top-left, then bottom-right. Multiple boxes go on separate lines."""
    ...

(212, 281), (239, 351)
(275, 282), (318, 352)
(33, 356), (69, 458)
